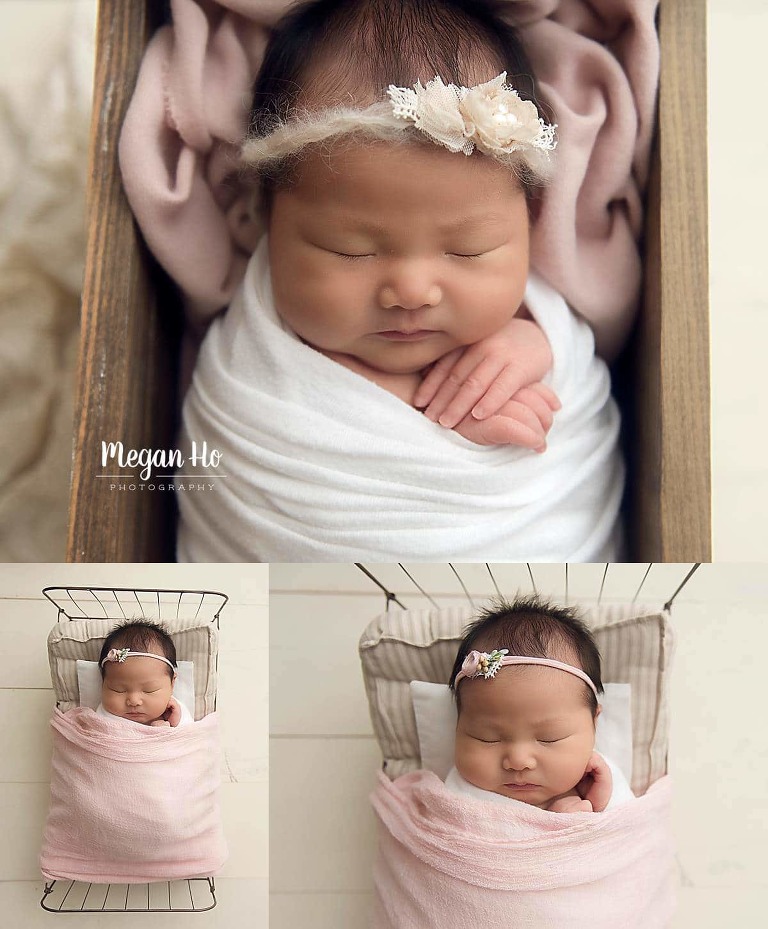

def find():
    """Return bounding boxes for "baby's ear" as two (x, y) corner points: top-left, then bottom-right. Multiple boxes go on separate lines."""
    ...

(594, 703), (602, 720)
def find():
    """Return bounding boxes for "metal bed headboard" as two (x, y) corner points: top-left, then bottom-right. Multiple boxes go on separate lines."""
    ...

(355, 563), (702, 612)
(42, 586), (228, 626)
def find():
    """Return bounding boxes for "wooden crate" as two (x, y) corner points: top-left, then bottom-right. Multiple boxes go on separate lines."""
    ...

(67, 0), (710, 562)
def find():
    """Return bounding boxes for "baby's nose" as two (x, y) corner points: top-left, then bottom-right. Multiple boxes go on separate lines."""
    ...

(502, 745), (536, 771)
(379, 263), (441, 311)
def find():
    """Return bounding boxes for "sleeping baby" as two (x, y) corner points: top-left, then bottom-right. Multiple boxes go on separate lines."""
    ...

(447, 597), (634, 811)
(98, 620), (193, 728)
(176, 0), (623, 562)
(41, 619), (228, 885)
(369, 596), (674, 929)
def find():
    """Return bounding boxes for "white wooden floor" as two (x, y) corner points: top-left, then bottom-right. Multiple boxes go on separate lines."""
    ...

(270, 563), (768, 929)
(0, 563), (268, 927)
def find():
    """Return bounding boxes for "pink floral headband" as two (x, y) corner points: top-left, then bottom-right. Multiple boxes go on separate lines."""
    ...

(454, 649), (598, 698)
(101, 648), (175, 672)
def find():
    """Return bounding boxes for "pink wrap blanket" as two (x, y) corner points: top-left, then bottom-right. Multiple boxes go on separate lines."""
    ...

(40, 707), (228, 884)
(119, 0), (659, 358)
(370, 770), (676, 929)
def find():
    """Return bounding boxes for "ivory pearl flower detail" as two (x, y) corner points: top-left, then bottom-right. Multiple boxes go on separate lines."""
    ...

(387, 73), (556, 160)
(460, 75), (556, 155)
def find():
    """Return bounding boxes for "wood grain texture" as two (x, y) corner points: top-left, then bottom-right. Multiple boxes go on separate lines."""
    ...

(630, 0), (711, 560)
(67, 0), (181, 562)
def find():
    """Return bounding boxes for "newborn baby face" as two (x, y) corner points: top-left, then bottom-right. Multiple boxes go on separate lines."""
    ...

(454, 665), (596, 808)
(101, 656), (174, 725)
(268, 140), (530, 375)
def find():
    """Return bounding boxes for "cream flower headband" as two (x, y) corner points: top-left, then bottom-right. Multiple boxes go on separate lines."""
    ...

(242, 73), (557, 184)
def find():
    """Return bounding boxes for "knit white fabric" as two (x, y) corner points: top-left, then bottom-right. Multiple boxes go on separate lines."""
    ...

(176, 237), (623, 561)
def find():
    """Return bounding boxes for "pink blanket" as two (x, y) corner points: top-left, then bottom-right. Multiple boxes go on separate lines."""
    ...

(370, 769), (676, 928)
(40, 707), (228, 884)
(119, 0), (658, 358)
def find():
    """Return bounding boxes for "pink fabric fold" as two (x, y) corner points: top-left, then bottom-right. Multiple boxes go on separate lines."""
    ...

(119, 0), (659, 357)
(40, 707), (228, 884)
(370, 769), (676, 928)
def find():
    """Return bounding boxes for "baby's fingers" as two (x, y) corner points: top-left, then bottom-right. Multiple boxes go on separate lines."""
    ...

(579, 751), (613, 812)
(470, 364), (540, 421)
(425, 356), (510, 428)
(489, 405), (546, 449)
(413, 348), (465, 410)
(524, 382), (561, 412)
(468, 404), (547, 449)
(509, 386), (559, 434)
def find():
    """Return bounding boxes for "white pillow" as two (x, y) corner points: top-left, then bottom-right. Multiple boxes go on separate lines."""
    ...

(76, 660), (196, 715)
(410, 680), (633, 783)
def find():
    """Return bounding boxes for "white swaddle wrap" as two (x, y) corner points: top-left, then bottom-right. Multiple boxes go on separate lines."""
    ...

(177, 238), (623, 561)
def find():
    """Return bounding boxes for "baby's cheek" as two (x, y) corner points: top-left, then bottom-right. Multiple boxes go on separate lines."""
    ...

(455, 742), (488, 784)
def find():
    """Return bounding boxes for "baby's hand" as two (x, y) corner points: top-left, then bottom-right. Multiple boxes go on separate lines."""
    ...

(159, 697), (182, 728)
(575, 751), (613, 813)
(150, 719), (171, 728)
(414, 318), (560, 430)
(451, 384), (560, 451)
(547, 795), (593, 813)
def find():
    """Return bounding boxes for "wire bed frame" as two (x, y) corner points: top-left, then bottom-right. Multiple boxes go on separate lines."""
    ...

(354, 562), (702, 612)
(40, 877), (217, 914)
(40, 586), (228, 916)
(42, 586), (228, 625)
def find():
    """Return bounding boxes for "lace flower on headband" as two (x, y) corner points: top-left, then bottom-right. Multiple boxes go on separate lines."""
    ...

(387, 74), (556, 161)
(241, 72), (556, 185)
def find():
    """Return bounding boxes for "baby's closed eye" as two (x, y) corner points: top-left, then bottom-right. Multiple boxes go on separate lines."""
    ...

(537, 733), (572, 743)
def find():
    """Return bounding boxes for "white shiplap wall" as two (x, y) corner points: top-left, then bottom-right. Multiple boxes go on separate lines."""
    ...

(270, 562), (768, 929)
(0, 563), (268, 928)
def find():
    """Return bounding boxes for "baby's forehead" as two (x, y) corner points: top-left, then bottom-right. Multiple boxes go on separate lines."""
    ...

(103, 654), (167, 676)
(460, 663), (589, 711)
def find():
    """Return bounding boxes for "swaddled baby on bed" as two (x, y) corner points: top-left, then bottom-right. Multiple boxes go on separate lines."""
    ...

(447, 597), (634, 812)
(370, 597), (673, 929)
(40, 620), (228, 884)
(98, 621), (193, 728)
(177, 0), (623, 562)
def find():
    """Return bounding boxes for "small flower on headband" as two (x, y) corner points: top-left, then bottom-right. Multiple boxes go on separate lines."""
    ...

(388, 73), (556, 160)
(105, 647), (130, 663)
(461, 76), (555, 156)
(462, 648), (510, 680)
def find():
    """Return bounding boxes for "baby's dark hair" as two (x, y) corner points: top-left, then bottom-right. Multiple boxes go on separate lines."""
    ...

(251, 0), (547, 202)
(98, 620), (177, 680)
(449, 596), (603, 715)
